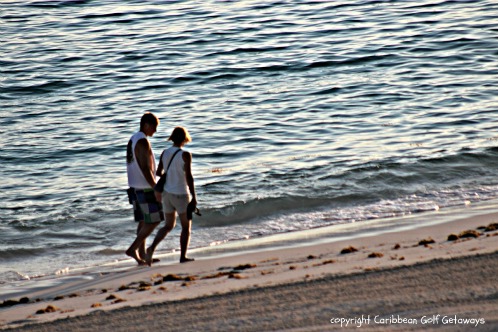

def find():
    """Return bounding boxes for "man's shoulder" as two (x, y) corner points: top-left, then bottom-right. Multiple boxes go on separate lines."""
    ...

(130, 132), (149, 146)
(130, 131), (147, 139)
(135, 138), (150, 149)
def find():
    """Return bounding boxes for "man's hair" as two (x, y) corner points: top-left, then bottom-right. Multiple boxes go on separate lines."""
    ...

(168, 126), (192, 146)
(127, 113), (159, 163)
(140, 112), (159, 130)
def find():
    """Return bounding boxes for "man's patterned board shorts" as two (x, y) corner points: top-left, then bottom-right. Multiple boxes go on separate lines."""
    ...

(128, 188), (164, 224)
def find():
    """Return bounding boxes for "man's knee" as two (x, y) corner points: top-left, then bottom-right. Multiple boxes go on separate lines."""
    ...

(144, 223), (158, 234)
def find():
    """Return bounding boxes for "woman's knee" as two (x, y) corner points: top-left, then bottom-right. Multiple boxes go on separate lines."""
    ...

(179, 214), (191, 230)
(164, 219), (176, 232)
(181, 228), (191, 238)
(161, 223), (175, 233)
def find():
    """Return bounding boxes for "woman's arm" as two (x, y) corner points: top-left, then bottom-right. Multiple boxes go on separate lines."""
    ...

(156, 151), (164, 177)
(183, 151), (197, 204)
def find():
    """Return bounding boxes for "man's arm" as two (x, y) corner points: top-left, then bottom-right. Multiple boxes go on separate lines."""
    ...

(134, 138), (156, 188)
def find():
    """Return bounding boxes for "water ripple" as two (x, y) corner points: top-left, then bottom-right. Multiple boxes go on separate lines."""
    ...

(1, 0), (498, 278)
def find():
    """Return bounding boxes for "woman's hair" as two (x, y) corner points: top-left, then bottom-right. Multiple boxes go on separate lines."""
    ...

(168, 126), (192, 146)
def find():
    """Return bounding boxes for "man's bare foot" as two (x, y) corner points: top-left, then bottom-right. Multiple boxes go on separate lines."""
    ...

(126, 249), (146, 265)
(180, 257), (195, 263)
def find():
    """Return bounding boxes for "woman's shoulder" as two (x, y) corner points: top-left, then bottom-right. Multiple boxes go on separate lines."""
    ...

(181, 149), (192, 161)
(163, 146), (179, 153)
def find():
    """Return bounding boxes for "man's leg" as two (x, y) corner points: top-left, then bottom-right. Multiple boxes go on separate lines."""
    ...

(126, 222), (159, 265)
(137, 221), (146, 260)
(129, 188), (163, 264)
(131, 188), (147, 261)
(146, 212), (176, 266)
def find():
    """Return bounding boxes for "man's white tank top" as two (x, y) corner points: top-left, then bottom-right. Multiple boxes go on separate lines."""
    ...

(161, 146), (188, 195)
(127, 131), (156, 189)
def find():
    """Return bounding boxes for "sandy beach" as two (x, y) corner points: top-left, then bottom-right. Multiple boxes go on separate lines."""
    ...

(1, 210), (497, 331)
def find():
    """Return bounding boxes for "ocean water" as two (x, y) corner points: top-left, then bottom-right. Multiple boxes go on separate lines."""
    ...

(1, 0), (498, 284)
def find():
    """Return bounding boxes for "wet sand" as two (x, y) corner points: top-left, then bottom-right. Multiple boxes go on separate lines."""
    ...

(1, 212), (497, 331)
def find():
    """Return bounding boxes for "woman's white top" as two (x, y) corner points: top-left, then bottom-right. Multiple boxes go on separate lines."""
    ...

(161, 146), (188, 195)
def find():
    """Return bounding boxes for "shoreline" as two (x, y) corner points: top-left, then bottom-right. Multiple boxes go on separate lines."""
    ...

(2, 201), (497, 294)
(1, 208), (497, 330)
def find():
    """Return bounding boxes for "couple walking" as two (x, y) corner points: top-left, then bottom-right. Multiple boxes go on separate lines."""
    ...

(125, 112), (197, 266)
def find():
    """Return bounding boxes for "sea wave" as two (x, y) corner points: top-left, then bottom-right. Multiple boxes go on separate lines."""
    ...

(192, 147), (498, 228)
(0, 271), (30, 284)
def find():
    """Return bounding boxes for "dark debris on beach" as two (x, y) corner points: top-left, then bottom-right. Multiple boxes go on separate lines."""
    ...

(368, 252), (384, 258)
(340, 246), (358, 254)
(35, 305), (59, 315)
(447, 222), (498, 241)
(418, 238), (436, 246)
(0, 297), (30, 308)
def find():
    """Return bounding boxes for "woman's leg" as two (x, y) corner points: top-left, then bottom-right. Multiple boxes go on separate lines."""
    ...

(178, 212), (193, 263)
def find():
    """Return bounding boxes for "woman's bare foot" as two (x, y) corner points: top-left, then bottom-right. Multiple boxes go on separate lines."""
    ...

(145, 247), (154, 267)
(180, 257), (195, 263)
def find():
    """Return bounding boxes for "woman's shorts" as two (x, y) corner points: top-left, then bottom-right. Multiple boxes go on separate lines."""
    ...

(162, 192), (190, 214)
(128, 188), (164, 224)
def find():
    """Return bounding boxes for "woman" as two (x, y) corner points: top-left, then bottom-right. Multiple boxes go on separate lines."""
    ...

(146, 126), (197, 265)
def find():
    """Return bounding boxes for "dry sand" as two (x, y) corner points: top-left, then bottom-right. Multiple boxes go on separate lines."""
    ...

(1, 210), (497, 331)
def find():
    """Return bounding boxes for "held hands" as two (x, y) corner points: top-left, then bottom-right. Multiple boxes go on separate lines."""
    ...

(154, 191), (162, 203)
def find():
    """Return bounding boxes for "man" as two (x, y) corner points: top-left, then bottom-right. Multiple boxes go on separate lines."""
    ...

(125, 112), (164, 265)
